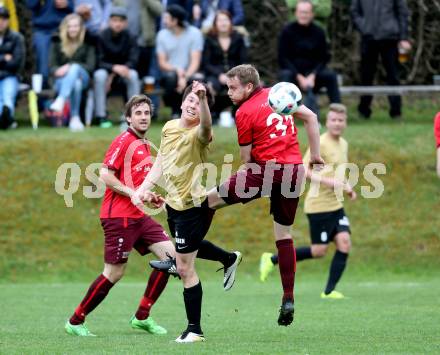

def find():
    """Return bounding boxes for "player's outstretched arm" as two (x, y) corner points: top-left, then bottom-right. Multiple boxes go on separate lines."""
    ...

(194, 80), (212, 144)
(294, 105), (324, 168)
(135, 154), (164, 198)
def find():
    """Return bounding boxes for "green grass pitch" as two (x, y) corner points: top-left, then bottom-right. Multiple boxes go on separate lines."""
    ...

(1, 272), (439, 354)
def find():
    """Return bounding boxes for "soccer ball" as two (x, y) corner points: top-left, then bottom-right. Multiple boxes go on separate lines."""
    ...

(268, 82), (302, 115)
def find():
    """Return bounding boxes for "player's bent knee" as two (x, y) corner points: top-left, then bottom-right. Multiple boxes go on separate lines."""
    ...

(273, 221), (292, 241)
(177, 264), (195, 280)
(103, 263), (126, 283)
(311, 244), (328, 258)
(335, 233), (351, 253)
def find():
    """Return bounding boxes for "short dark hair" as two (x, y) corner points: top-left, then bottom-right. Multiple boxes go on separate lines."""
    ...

(182, 82), (215, 108)
(124, 94), (154, 119)
(166, 4), (187, 27)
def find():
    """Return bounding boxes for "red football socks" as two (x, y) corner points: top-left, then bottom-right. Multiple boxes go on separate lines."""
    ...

(70, 274), (114, 325)
(276, 239), (296, 302)
(135, 270), (169, 320)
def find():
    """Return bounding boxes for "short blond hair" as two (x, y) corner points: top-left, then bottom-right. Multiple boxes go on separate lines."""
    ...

(226, 64), (260, 88)
(328, 103), (347, 115)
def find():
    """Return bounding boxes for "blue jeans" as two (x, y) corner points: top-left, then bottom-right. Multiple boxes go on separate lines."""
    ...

(33, 28), (54, 87)
(55, 64), (90, 117)
(0, 76), (19, 116)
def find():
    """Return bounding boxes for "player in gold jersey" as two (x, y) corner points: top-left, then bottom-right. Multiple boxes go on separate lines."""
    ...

(134, 81), (241, 343)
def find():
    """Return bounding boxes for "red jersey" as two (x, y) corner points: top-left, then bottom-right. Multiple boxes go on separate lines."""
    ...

(100, 128), (153, 218)
(434, 112), (440, 148)
(235, 87), (303, 164)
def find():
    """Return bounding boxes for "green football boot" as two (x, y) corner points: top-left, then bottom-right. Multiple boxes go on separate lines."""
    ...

(321, 290), (345, 299)
(259, 252), (275, 282)
(130, 316), (167, 335)
(65, 321), (96, 337)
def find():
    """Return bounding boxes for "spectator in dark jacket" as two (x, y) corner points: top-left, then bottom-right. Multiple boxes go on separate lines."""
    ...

(0, 7), (25, 129)
(202, 10), (246, 117)
(93, 6), (140, 127)
(351, 0), (411, 119)
(278, 0), (340, 118)
(193, 0), (244, 31)
(49, 13), (95, 131)
(27, 0), (73, 87)
(113, 0), (163, 79)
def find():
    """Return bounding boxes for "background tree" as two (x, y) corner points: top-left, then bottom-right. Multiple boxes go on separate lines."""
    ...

(243, 0), (440, 85)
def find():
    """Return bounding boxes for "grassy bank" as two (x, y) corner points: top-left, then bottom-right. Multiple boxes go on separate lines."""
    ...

(0, 100), (439, 281)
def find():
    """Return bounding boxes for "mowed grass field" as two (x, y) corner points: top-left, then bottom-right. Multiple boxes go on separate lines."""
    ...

(1, 274), (439, 354)
(0, 99), (439, 353)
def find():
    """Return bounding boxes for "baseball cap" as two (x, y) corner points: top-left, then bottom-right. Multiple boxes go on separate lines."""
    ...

(109, 6), (127, 19)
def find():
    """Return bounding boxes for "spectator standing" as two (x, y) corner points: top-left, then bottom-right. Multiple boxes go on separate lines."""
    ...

(94, 7), (140, 127)
(27, 0), (73, 87)
(278, 0), (341, 119)
(49, 13), (95, 131)
(0, 6), (25, 129)
(156, 4), (203, 117)
(351, 0), (411, 119)
(202, 10), (246, 118)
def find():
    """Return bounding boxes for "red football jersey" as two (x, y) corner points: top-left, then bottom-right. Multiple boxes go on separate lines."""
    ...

(100, 128), (153, 218)
(434, 112), (440, 148)
(235, 87), (303, 164)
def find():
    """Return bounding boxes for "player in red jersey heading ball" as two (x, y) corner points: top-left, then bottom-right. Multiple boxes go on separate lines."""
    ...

(207, 64), (324, 326)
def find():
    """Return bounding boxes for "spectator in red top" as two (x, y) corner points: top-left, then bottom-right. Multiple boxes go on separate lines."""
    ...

(64, 95), (175, 337)
(434, 112), (440, 177)
(207, 64), (324, 326)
